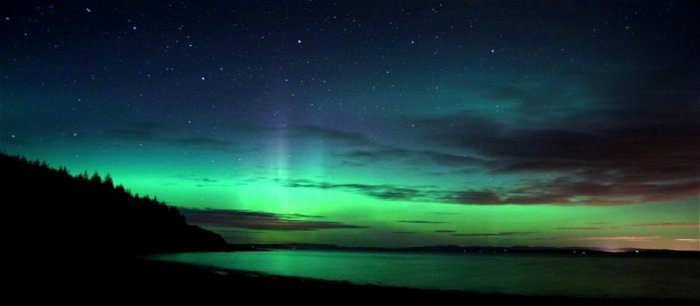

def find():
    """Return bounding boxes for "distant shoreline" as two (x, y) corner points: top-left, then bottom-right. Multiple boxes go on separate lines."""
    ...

(227, 243), (700, 257)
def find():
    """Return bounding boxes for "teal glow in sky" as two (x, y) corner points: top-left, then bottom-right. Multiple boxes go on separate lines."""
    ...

(1, 1), (698, 250)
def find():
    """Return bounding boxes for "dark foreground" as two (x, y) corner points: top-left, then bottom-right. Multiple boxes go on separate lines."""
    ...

(21, 257), (696, 304)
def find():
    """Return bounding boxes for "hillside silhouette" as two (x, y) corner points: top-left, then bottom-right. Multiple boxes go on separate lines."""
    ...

(2, 153), (226, 255)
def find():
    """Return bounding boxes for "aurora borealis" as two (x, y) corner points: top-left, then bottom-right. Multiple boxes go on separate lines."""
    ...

(1, 1), (698, 250)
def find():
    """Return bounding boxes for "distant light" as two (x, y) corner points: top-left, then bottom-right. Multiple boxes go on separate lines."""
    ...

(490, 49), (495, 53)
(85, 8), (92, 13)
(297, 39), (302, 44)
(201, 76), (206, 80)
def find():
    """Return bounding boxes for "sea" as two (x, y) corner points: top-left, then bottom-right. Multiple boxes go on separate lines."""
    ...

(151, 250), (700, 300)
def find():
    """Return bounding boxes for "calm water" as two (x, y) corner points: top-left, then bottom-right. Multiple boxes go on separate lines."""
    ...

(151, 250), (700, 300)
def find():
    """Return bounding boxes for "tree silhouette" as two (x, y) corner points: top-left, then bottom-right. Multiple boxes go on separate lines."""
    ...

(2, 153), (226, 255)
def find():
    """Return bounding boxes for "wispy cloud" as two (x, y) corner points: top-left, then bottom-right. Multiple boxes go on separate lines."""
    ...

(181, 209), (366, 231)
(452, 231), (537, 237)
(414, 63), (700, 206)
(555, 236), (661, 242)
(633, 223), (700, 228)
(397, 220), (447, 224)
(280, 177), (698, 206)
(173, 175), (231, 188)
(337, 148), (481, 168)
(288, 125), (373, 146)
(420, 88), (699, 205)
(556, 226), (618, 230)
(173, 136), (232, 150)
(280, 179), (432, 201)
(218, 123), (484, 172)
(106, 122), (233, 152)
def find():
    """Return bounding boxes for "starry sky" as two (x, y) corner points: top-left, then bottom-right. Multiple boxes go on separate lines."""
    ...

(1, 1), (698, 250)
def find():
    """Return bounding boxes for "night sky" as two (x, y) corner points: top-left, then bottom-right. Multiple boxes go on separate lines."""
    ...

(2, 1), (698, 250)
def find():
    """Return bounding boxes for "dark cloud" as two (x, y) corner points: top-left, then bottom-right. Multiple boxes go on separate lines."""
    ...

(284, 213), (326, 219)
(223, 123), (478, 171)
(405, 41), (700, 206)
(397, 220), (446, 224)
(282, 177), (694, 206)
(633, 223), (699, 228)
(272, 124), (483, 170)
(339, 148), (410, 162)
(181, 208), (366, 231)
(106, 123), (233, 152)
(443, 191), (503, 205)
(339, 148), (482, 169)
(436, 175), (698, 206)
(540, 236), (661, 242)
(420, 64), (700, 205)
(281, 178), (669, 206)
(177, 176), (219, 183)
(287, 177), (617, 206)
(175, 175), (229, 188)
(289, 125), (373, 146)
(452, 231), (538, 237)
(556, 226), (618, 230)
(106, 121), (173, 141)
(173, 136), (232, 150)
(442, 186), (621, 206)
(280, 179), (431, 201)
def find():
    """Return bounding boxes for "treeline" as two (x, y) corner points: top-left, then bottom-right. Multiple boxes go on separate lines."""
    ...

(2, 153), (226, 255)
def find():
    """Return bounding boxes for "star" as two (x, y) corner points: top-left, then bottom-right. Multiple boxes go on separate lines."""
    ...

(2, 0), (696, 252)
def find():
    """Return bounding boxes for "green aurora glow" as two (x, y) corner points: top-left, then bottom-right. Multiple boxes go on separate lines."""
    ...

(1, 1), (698, 250)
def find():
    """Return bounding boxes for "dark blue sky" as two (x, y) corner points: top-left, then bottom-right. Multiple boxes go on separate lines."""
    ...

(1, 1), (698, 249)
